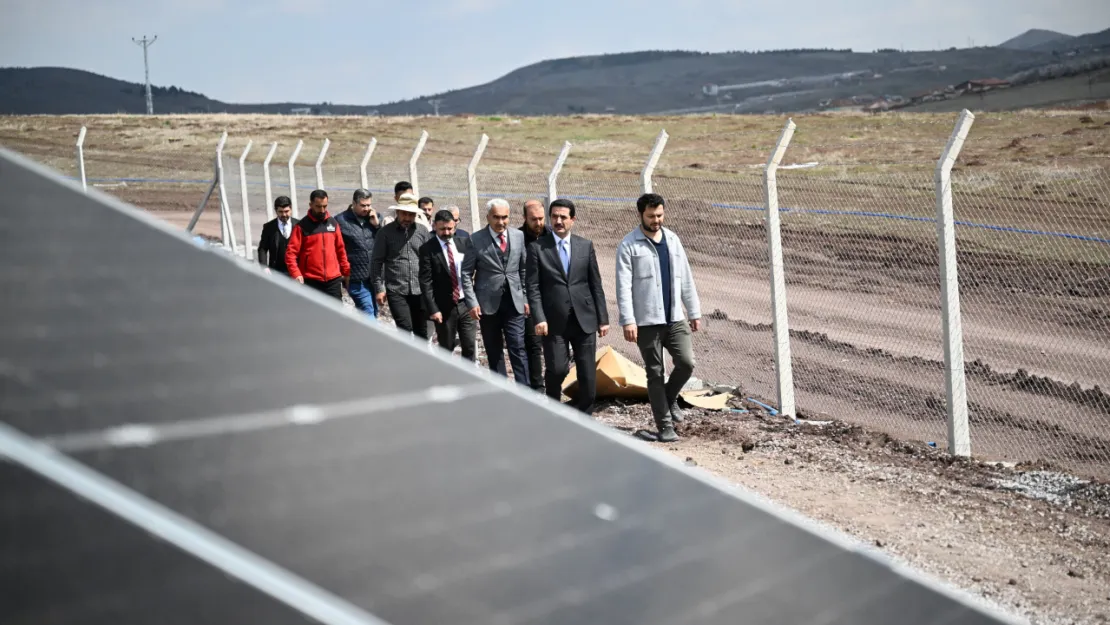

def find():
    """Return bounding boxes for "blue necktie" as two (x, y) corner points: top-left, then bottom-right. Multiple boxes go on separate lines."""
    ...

(559, 239), (570, 275)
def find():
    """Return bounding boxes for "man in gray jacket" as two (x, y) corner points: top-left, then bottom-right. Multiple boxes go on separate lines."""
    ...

(615, 193), (702, 442)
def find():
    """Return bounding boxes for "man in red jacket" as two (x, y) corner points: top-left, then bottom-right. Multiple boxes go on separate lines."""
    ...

(285, 189), (351, 300)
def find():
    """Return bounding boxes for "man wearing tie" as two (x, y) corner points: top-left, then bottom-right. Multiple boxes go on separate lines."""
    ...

(461, 198), (530, 385)
(256, 196), (298, 275)
(526, 199), (609, 415)
(419, 210), (477, 361)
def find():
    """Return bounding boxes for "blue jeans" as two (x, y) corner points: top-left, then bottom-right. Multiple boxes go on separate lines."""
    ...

(346, 279), (378, 318)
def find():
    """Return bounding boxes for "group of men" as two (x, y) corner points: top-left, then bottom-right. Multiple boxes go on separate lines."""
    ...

(257, 182), (702, 442)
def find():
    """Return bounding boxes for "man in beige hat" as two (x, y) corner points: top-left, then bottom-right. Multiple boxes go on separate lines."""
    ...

(370, 196), (432, 338)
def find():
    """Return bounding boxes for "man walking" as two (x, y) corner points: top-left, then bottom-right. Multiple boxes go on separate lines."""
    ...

(284, 189), (350, 300)
(257, 195), (298, 275)
(335, 188), (380, 318)
(420, 209), (477, 361)
(615, 193), (702, 442)
(461, 198), (530, 385)
(418, 196), (436, 225)
(519, 198), (550, 391)
(370, 199), (431, 338)
(526, 199), (609, 415)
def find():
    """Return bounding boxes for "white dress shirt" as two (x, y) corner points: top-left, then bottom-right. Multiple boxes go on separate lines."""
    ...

(440, 236), (464, 279)
(279, 219), (291, 238)
(554, 231), (571, 271)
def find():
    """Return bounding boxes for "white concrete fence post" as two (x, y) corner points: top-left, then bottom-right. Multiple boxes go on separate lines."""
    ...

(936, 109), (976, 457)
(262, 142), (277, 221)
(547, 141), (572, 206)
(641, 129), (668, 194)
(75, 126), (88, 193)
(467, 134), (489, 234)
(287, 139), (303, 218)
(215, 132), (238, 254)
(764, 119), (798, 419)
(315, 138), (330, 191)
(359, 138), (377, 190)
(185, 132), (225, 234)
(409, 130), (429, 196)
(238, 140), (253, 260)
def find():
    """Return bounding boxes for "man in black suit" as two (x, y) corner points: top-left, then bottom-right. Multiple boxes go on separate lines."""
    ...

(526, 198), (609, 415)
(419, 210), (477, 361)
(519, 199), (550, 391)
(256, 196), (298, 275)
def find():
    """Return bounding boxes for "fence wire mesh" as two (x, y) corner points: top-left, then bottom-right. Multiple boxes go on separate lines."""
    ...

(40, 124), (1110, 480)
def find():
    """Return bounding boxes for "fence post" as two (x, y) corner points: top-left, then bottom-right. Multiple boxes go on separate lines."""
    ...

(546, 141), (572, 205)
(936, 109), (975, 457)
(238, 140), (253, 260)
(467, 134), (490, 234)
(409, 129), (429, 196)
(186, 131), (225, 233)
(288, 139), (303, 218)
(262, 142), (277, 221)
(359, 138), (377, 190)
(215, 133), (238, 254)
(76, 126), (88, 193)
(764, 119), (797, 419)
(315, 138), (330, 190)
(641, 129), (668, 194)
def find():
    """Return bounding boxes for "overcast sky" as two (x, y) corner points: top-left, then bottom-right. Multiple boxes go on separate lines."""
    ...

(2, 0), (1107, 105)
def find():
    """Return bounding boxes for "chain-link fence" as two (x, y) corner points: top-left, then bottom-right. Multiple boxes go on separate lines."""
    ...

(34, 118), (1110, 479)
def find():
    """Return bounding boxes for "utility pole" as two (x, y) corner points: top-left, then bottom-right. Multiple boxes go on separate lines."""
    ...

(427, 99), (443, 116)
(132, 35), (157, 114)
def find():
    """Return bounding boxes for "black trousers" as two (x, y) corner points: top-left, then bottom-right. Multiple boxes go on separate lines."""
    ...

(435, 300), (477, 361)
(523, 312), (545, 390)
(387, 292), (428, 339)
(479, 290), (529, 385)
(304, 277), (343, 300)
(544, 311), (598, 415)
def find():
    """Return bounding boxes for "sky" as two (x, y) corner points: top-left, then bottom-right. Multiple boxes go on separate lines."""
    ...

(2, 0), (1108, 106)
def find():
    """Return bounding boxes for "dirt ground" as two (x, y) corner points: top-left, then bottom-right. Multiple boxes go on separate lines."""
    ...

(364, 302), (1110, 625)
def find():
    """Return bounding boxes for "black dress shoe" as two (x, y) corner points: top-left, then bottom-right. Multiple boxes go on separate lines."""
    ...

(669, 400), (685, 423)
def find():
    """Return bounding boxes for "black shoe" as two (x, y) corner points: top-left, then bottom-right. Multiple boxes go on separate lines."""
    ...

(669, 400), (685, 423)
(657, 426), (679, 443)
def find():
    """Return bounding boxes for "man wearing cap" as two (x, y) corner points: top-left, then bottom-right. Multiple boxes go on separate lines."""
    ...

(335, 188), (380, 318)
(370, 195), (431, 338)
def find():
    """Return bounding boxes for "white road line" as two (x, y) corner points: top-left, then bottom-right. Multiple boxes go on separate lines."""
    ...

(0, 421), (392, 625)
(38, 383), (498, 453)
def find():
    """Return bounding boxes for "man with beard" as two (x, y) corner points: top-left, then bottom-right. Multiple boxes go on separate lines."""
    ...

(526, 198), (609, 415)
(370, 199), (431, 338)
(257, 195), (298, 276)
(615, 193), (702, 442)
(335, 188), (380, 318)
(420, 209), (477, 361)
(519, 198), (551, 391)
(285, 189), (351, 300)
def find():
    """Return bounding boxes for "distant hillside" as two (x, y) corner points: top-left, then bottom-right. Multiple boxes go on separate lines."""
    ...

(999, 29), (1073, 50)
(4, 25), (1110, 117)
(0, 67), (377, 116)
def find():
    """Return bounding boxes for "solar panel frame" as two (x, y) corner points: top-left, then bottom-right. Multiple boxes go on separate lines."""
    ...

(0, 146), (1023, 625)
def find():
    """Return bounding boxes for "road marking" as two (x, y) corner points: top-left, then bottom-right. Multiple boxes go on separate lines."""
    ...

(0, 421), (392, 625)
(38, 383), (498, 453)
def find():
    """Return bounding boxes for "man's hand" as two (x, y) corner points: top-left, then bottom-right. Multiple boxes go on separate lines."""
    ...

(431, 312), (443, 323)
(691, 319), (701, 332)
(623, 324), (637, 343)
(295, 276), (304, 284)
(469, 306), (482, 321)
(375, 292), (386, 306)
(599, 324), (610, 338)
(342, 276), (350, 290)
(264, 268), (272, 275)
(524, 303), (530, 317)
(535, 321), (548, 336)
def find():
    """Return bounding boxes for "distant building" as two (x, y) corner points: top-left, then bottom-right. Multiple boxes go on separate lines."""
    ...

(954, 78), (1011, 93)
(290, 107), (312, 115)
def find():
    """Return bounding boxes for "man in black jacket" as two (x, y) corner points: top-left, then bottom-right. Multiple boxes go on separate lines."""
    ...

(419, 210), (477, 361)
(256, 196), (298, 275)
(519, 199), (550, 391)
(335, 188), (380, 318)
(525, 198), (609, 415)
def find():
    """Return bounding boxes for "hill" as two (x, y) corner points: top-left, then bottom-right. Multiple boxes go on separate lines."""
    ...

(1031, 26), (1110, 52)
(999, 29), (1073, 50)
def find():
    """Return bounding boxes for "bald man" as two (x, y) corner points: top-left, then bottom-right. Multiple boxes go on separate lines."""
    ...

(519, 199), (552, 391)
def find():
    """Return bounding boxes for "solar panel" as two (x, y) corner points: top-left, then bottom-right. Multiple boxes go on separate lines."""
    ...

(0, 146), (1019, 625)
